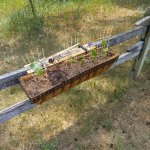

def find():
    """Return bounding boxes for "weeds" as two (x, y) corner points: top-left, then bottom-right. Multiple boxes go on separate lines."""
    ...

(0, 0), (119, 36)
(117, 139), (123, 150)
(103, 119), (113, 131)
(145, 54), (150, 64)
(36, 136), (59, 150)
(40, 139), (59, 150)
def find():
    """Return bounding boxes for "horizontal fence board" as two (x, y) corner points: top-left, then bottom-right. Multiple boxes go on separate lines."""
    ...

(110, 41), (144, 69)
(0, 41), (148, 124)
(127, 41), (144, 52)
(95, 26), (147, 47)
(0, 26), (147, 91)
(135, 16), (150, 26)
(0, 99), (35, 124)
(0, 68), (27, 90)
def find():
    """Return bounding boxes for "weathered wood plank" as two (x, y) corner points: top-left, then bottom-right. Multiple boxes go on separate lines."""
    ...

(0, 99), (35, 124)
(0, 42), (148, 124)
(135, 16), (150, 26)
(132, 27), (150, 77)
(0, 68), (27, 90)
(95, 26), (147, 47)
(110, 41), (143, 69)
(0, 26), (147, 90)
(127, 41), (144, 52)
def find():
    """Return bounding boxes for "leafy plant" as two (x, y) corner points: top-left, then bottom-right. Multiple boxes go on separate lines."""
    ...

(101, 40), (109, 58)
(30, 61), (44, 77)
(67, 57), (77, 67)
(91, 49), (98, 60)
(79, 56), (86, 66)
(101, 40), (107, 48)
(70, 56), (78, 64)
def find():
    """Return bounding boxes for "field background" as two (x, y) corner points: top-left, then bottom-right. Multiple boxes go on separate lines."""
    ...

(0, 0), (150, 150)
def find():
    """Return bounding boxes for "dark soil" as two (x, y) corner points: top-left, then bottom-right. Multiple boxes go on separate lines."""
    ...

(22, 51), (115, 98)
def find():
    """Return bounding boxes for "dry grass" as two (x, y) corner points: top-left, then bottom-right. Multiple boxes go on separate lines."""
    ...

(0, 2), (150, 150)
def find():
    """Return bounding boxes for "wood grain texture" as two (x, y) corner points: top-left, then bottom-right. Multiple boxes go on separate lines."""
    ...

(0, 99), (35, 124)
(0, 68), (27, 90)
(132, 27), (150, 77)
(135, 16), (150, 26)
(95, 26), (147, 47)
(127, 41), (144, 52)
(0, 42), (148, 124)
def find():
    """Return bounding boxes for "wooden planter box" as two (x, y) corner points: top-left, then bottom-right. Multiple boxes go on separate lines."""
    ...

(19, 51), (119, 104)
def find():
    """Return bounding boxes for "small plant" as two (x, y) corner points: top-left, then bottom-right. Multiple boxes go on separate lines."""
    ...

(79, 56), (86, 66)
(30, 61), (44, 78)
(103, 119), (113, 131)
(70, 56), (78, 64)
(101, 40), (108, 48)
(67, 56), (77, 67)
(101, 40), (109, 58)
(117, 139), (123, 150)
(91, 48), (98, 60)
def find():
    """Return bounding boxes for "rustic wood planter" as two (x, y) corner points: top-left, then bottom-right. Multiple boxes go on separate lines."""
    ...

(19, 51), (119, 104)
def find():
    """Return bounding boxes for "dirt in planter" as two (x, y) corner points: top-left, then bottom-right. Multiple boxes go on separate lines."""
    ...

(22, 52), (115, 98)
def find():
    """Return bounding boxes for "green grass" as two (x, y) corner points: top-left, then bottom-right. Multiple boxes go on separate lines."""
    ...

(0, 0), (149, 36)
(0, 0), (150, 150)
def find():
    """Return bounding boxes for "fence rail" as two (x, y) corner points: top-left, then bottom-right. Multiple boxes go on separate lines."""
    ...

(0, 16), (150, 124)
(0, 26), (148, 90)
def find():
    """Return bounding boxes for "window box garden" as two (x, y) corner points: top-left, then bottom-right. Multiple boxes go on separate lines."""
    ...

(19, 42), (119, 104)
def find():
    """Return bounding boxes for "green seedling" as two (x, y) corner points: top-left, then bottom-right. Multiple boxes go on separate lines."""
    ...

(101, 40), (109, 58)
(79, 56), (86, 66)
(67, 57), (77, 68)
(70, 56), (78, 64)
(102, 40), (108, 48)
(30, 61), (44, 78)
(91, 49), (98, 60)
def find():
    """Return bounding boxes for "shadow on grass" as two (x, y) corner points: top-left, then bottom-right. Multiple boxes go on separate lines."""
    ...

(38, 67), (150, 149)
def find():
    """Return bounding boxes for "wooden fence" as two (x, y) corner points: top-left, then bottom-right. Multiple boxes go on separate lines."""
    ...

(0, 16), (150, 124)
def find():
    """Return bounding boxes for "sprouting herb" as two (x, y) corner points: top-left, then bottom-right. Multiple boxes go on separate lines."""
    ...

(103, 47), (109, 53)
(91, 49), (98, 60)
(67, 57), (77, 67)
(79, 56), (85, 66)
(30, 62), (44, 77)
(71, 56), (77, 64)
(101, 40), (109, 58)
(101, 40), (108, 48)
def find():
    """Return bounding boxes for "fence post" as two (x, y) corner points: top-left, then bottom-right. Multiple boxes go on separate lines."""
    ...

(131, 14), (150, 78)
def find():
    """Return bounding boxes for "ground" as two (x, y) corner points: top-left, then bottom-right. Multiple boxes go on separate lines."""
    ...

(0, 1), (150, 150)
(54, 64), (150, 150)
